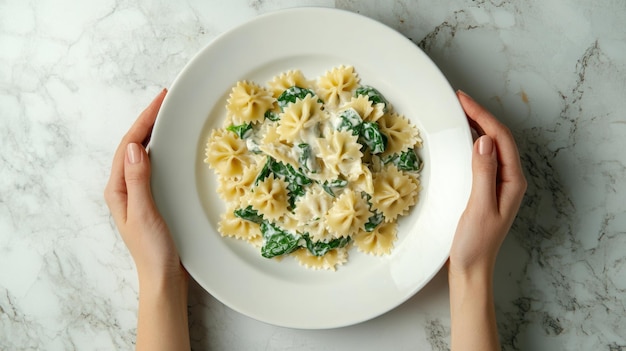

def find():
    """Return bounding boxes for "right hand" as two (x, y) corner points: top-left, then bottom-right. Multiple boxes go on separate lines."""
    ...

(449, 90), (527, 277)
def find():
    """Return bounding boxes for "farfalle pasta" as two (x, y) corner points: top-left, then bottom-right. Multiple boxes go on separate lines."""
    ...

(277, 95), (327, 143)
(205, 128), (252, 177)
(225, 81), (275, 125)
(204, 66), (424, 270)
(353, 221), (397, 256)
(316, 65), (359, 108)
(293, 185), (334, 241)
(267, 70), (314, 98)
(316, 130), (363, 180)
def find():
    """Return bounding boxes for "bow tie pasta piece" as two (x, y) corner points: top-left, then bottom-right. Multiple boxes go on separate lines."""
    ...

(325, 189), (370, 239)
(371, 165), (420, 223)
(246, 174), (290, 221)
(219, 207), (263, 244)
(216, 161), (265, 206)
(267, 70), (314, 98)
(342, 95), (384, 123)
(316, 65), (359, 109)
(292, 247), (348, 271)
(316, 130), (363, 181)
(277, 94), (328, 144)
(258, 124), (300, 169)
(204, 128), (254, 177)
(226, 81), (276, 125)
(353, 221), (398, 256)
(378, 112), (421, 157)
(293, 184), (334, 242)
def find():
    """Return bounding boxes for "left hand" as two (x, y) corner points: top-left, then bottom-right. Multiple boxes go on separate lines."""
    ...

(104, 89), (187, 286)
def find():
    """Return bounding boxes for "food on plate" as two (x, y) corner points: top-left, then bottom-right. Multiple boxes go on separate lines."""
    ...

(204, 65), (423, 270)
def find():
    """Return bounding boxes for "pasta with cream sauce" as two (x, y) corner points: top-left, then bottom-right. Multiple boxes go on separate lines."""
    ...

(204, 66), (423, 270)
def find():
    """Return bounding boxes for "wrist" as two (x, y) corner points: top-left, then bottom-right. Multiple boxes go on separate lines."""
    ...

(448, 261), (500, 351)
(138, 263), (188, 297)
(135, 263), (191, 351)
(447, 249), (497, 279)
(448, 260), (494, 288)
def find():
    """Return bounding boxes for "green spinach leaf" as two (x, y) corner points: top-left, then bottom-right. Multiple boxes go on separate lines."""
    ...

(303, 234), (351, 257)
(297, 143), (316, 173)
(260, 221), (301, 258)
(254, 156), (273, 185)
(234, 206), (264, 224)
(321, 179), (349, 197)
(277, 86), (317, 111)
(255, 157), (312, 208)
(385, 148), (422, 172)
(336, 108), (362, 135)
(364, 211), (384, 232)
(226, 123), (253, 139)
(359, 121), (387, 154)
(264, 110), (280, 121)
(355, 85), (389, 112)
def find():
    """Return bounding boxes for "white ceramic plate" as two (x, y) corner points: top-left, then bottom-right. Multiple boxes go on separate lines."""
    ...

(151, 7), (472, 329)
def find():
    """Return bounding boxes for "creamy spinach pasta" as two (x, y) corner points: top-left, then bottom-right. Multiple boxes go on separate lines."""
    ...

(204, 65), (423, 270)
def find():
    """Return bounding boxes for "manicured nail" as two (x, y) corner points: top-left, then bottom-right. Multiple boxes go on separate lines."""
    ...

(478, 135), (493, 155)
(457, 89), (473, 100)
(127, 143), (141, 164)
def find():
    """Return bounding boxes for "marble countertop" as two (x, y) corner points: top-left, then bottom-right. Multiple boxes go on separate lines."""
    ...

(1, 0), (625, 350)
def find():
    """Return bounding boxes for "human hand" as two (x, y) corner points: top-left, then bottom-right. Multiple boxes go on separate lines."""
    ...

(449, 91), (527, 277)
(104, 89), (187, 287)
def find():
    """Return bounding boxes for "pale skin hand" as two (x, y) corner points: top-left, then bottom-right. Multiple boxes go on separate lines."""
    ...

(104, 89), (191, 351)
(448, 91), (527, 351)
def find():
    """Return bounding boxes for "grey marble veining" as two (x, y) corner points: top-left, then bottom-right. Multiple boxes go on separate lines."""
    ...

(1, 0), (625, 350)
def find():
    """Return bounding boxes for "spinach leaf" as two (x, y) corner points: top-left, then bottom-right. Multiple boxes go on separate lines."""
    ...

(282, 162), (311, 208)
(260, 221), (301, 258)
(303, 234), (351, 257)
(297, 143), (315, 173)
(359, 121), (387, 154)
(255, 157), (312, 208)
(386, 148), (422, 172)
(226, 123), (253, 139)
(355, 85), (389, 112)
(321, 179), (349, 197)
(336, 108), (362, 135)
(277, 86), (317, 111)
(364, 211), (384, 232)
(270, 160), (311, 186)
(254, 156), (273, 185)
(234, 206), (264, 224)
(264, 110), (280, 121)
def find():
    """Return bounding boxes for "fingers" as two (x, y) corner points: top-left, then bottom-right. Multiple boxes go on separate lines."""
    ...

(126, 88), (168, 147)
(124, 143), (157, 221)
(456, 91), (526, 215)
(104, 89), (167, 223)
(113, 89), (167, 171)
(457, 91), (523, 178)
(468, 135), (498, 212)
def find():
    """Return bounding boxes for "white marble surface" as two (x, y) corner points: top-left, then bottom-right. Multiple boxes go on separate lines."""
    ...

(1, 0), (625, 350)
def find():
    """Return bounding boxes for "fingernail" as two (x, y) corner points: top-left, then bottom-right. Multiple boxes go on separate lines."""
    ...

(478, 135), (493, 155)
(457, 89), (473, 100)
(127, 143), (142, 164)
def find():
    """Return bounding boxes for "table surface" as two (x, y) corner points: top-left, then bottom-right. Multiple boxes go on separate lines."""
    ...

(2, 0), (625, 350)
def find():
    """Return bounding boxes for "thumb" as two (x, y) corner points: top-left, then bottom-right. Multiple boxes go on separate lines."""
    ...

(124, 142), (155, 218)
(468, 135), (498, 209)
